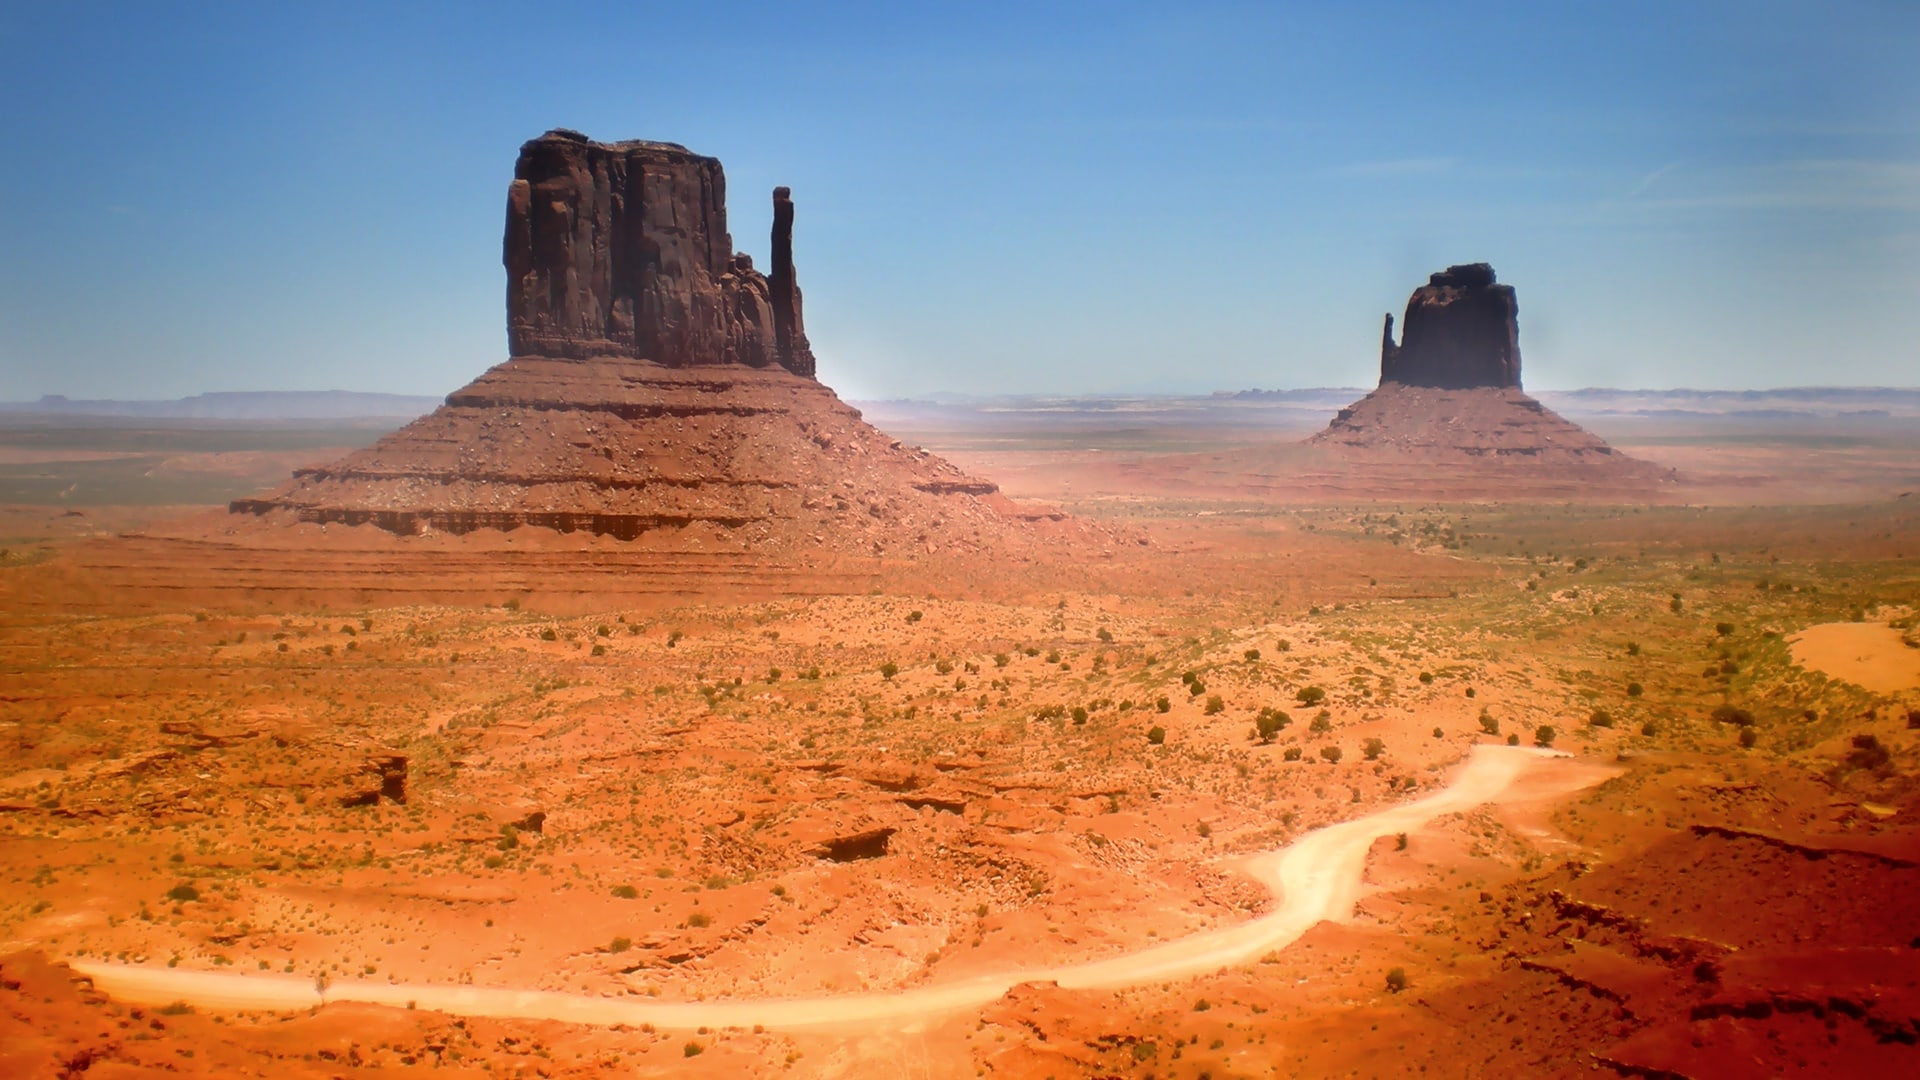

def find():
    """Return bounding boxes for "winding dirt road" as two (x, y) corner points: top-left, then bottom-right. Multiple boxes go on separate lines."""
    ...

(73, 745), (1602, 1032)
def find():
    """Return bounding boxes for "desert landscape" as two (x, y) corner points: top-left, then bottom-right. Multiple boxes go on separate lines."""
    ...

(1, 126), (1917, 1079)
(5, 7), (1919, 1076)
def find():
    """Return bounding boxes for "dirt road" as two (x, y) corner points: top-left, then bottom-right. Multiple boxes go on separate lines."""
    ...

(73, 745), (1602, 1032)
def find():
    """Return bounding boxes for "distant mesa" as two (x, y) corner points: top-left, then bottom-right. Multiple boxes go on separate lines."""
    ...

(1379, 262), (1520, 390)
(230, 130), (1062, 554)
(1312, 263), (1672, 491)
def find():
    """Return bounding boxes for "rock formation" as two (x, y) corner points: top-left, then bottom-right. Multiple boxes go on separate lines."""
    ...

(228, 131), (1077, 563)
(503, 129), (813, 374)
(1309, 264), (1671, 495)
(1379, 263), (1521, 390)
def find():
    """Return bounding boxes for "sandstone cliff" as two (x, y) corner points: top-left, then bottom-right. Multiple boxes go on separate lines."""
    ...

(504, 129), (814, 375)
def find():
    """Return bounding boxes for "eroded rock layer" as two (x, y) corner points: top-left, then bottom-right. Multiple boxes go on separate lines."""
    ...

(231, 356), (1046, 553)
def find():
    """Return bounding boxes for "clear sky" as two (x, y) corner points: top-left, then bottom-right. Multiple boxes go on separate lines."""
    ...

(1, 2), (1914, 401)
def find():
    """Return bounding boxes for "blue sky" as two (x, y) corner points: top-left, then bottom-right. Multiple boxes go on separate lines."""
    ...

(1, 2), (1914, 400)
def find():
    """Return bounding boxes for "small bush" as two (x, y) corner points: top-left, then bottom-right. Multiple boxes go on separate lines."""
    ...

(1363, 737), (1385, 761)
(1146, 726), (1167, 746)
(993, 652), (1010, 667)
(1309, 712), (1333, 734)
(608, 936), (632, 953)
(1432, 726), (1444, 738)
(1738, 727), (1758, 748)
(1385, 967), (1408, 993)
(1155, 696), (1171, 713)
(1711, 704), (1755, 726)
(1626, 641), (1641, 656)
(1640, 719), (1660, 737)
(879, 661), (899, 680)
(906, 610), (923, 623)
(1716, 622), (1736, 637)
(1319, 745), (1342, 764)
(1534, 725), (1557, 747)
(1071, 706), (1089, 725)
(1478, 710), (1500, 736)
(165, 884), (199, 903)
(1588, 708), (1614, 729)
(612, 884), (639, 899)
(1505, 733), (1520, 746)
(1284, 746), (1303, 761)
(1296, 686), (1326, 706)
(1243, 648), (1260, 661)
(686, 912), (713, 929)
(1847, 734), (1891, 771)
(1203, 694), (1225, 715)
(1255, 707), (1291, 743)
(1626, 681), (1644, 698)
(1097, 627), (1114, 643)
(683, 1041), (705, 1058)
(1418, 671), (1433, 684)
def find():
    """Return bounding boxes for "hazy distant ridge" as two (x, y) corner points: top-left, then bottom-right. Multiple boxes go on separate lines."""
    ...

(0, 391), (443, 420)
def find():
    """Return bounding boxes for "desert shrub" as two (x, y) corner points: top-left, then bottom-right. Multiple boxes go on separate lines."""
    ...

(1188, 679), (1206, 697)
(1284, 746), (1303, 761)
(165, 884), (199, 903)
(906, 610), (923, 623)
(608, 936), (632, 953)
(879, 661), (899, 680)
(935, 659), (953, 675)
(590, 644), (606, 656)
(1909, 710), (1920, 730)
(1418, 671), (1433, 684)
(1155, 696), (1171, 713)
(1588, 708), (1614, 729)
(1296, 686), (1326, 706)
(1738, 728), (1758, 748)
(1204, 694), (1225, 715)
(1506, 733), (1520, 746)
(1710, 704), (1756, 726)
(1715, 622), (1736, 637)
(993, 653), (1010, 668)
(1385, 967), (1408, 993)
(686, 912), (713, 928)
(1195, 822), (1211, 839)
(1255, 707), (1291, 743)
(612, 884), (638, 899)
(1432, 726), (1444, 738)
(1465, 687), (1476, 698)
(1395, 832), (1408, 850)
(683, 1042), (704, 1058)
(1071, 706), (1089, 725)
(1625, 641), (1640, 656)
(1097, 627), (1113, 643)
(1243, 648), (1260, 661)
(1275, 639), (1291, 652)
(1319, 745), (1342, 764)
(1363, 737), (1385, 761)
(1478, 710), (1500, 736)
(1146, 726), (1167, 745)
(1847, 734), (1891, 771)
(1669, 594), (1684, 613)
(1534, 725), (1556, 747)
(1046, 650), (1061, 663)
(1626, 681), (1644, 698)
(1309, 711), (1333, 734)
(1640, 719), (1660, 737)
(539, 627), (558, 642)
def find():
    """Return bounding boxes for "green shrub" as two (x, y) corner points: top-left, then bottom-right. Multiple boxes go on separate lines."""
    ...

(1319, 745), (1342, 764)
(1296, 686), (1326, 706)
(1363, 737), (1385, 761)
(165, 884), (199, 903)
(879, 661), (899, 680)
(1155, 696), (1171, 713)
(612, 884), (638, 899)
(608, 936), (632, 953)
(1385, 967), (1408, 993)
(1588, 708), (1614, 729)
(1146, 726), (1167, 745)
(1255, 707), (1291, 743)
(1418, 671), (1433, 684)
(1711, 704), (1755, 726)
(1738, 727), (1758, 748)
(683, 1041), (705, 1058)
(1478, 710), (1500, 736)
(1534, 725), (1557, 747)
(1626, 681), (1644, 698)
(1203, 694), (1225, 715)
(1284, 746), (1303, 761)
(1071, 706), (1089, 725)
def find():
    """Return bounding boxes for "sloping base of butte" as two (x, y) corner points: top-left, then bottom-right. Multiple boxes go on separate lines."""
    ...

(231, 355), (1044, 553)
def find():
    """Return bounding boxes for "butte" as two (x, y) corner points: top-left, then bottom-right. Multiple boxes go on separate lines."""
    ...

(21, 131), (1097, 612)
(1300, 263), (1673, 499)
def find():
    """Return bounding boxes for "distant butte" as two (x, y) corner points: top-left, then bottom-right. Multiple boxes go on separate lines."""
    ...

(230, 130), (1066, 553)
(1310, 264), (1672, 493)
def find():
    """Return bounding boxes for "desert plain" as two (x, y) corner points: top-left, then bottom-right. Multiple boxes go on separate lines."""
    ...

(1, 392), (1917, 1079)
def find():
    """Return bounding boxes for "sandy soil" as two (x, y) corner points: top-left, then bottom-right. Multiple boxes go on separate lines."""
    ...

(1790, 620), (1920, 694)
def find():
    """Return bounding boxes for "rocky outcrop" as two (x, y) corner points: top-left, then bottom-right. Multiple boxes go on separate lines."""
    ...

(503, 129), (813, 375)
(1380, 262), (1521, 390)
